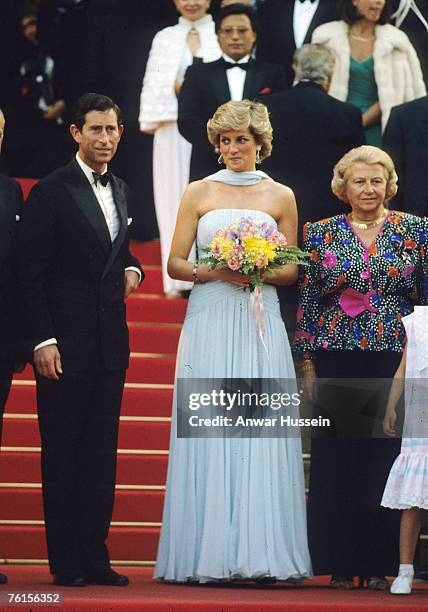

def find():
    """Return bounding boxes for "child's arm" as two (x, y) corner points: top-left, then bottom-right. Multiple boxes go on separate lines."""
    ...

(383, 348), (407, 437)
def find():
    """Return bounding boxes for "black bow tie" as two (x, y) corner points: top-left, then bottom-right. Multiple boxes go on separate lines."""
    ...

(298, 0), (316, 3)
(221, 58), (250, 71)
(93, 171), (111, 187)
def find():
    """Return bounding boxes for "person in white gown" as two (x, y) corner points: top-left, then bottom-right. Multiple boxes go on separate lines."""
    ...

(382, 306), (428, 595)
(139, 0), (221, 297)
(155, 99), (312, 582)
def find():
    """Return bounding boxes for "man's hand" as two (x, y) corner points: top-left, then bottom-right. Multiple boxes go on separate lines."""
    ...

(124, 270), (140, 299)
(34, 345), (63, 380)
(43, 99), (65, 121)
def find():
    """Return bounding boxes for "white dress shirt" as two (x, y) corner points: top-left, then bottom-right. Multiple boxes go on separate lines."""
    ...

(223, 53), (251, 101)
(34, 153), (141, 352)
(293, 0), (319, 49)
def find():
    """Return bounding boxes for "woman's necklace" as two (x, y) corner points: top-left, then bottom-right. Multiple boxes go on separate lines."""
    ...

(350, 210), (387, 230)
(349, 32), (375, 42)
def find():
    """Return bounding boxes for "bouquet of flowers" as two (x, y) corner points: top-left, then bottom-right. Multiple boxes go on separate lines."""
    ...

(198, 216), (309, 291)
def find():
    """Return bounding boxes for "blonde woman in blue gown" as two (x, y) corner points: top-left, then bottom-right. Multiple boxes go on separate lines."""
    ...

(155, 100), (312, 583)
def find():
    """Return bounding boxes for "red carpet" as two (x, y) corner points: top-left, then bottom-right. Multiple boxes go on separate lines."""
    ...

(1, 567), (428, 612)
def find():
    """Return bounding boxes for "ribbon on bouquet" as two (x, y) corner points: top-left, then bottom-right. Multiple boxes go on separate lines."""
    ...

(250, 286), (269, 358)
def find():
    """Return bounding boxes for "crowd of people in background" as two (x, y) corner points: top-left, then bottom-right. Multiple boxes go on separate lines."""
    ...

(0, 0), (427, 250)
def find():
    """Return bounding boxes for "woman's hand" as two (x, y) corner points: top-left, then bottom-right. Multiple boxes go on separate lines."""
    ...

(362, 101), (381, 128)
(198, 265), (251, 288)
(383, 408), (397, 437)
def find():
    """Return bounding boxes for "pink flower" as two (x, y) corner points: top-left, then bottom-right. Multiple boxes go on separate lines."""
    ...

(240, 231), (253, 241)
(322, 250), (337, 269)
(227, 257), (241, 271)
(255, 255), (268, 268)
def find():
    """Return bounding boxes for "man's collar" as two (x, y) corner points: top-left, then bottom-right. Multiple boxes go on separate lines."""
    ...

(75, 153), (108, 185)
(222, 53), (251, 65)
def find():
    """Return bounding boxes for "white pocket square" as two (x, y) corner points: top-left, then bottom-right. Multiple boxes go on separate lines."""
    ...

(127, 217), (133, 226)
(15, 214), (20, 222)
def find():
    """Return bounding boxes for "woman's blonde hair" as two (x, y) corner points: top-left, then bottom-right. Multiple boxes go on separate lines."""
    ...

(207, 100), (273, 161)
(331, 145), (398, 203)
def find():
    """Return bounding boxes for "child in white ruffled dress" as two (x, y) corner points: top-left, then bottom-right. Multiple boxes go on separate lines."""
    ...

(382, 306), (428, 595)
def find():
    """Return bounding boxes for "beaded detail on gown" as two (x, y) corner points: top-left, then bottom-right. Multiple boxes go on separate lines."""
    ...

(154, 208), (312, 582)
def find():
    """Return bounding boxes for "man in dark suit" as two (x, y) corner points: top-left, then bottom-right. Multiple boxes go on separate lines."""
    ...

(263, 43), (365, 240)
(262, 44), (365, 334)
(0, 108), (24, 585)
(256, 0), (338, 87)
(178, 3), (286, 181)
(383, 96), (428, 217)
(17, 93), (143, 587)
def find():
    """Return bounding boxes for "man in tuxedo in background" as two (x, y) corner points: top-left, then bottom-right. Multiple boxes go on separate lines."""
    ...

(17, 93), (142, 587)
(383, 96), (428, 216)
(178, 3), (286, 181)
(263, 43), (365, 241)
(0, 108), (24, 586)
(262, 44), (364, 334)
(256, 0), (338, 87)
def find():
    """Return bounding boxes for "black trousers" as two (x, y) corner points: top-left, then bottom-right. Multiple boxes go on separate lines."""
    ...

(307, 350), (401, 578)
(0, 361), (13, 443)
(36, 367), (126, 575)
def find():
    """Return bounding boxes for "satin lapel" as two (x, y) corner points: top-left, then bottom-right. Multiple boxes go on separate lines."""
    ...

(65, 160), (111, 255)
(243, 62), (263, 99)
(102, 174), (127, 279)
(306, 3), (334, 42)
(211, 61), (231, 104)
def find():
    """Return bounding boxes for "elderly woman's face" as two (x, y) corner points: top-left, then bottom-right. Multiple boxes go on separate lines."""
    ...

(352, 0), (385, 23)
(174, 0), (210, 21)
(345, 162), (387, 216)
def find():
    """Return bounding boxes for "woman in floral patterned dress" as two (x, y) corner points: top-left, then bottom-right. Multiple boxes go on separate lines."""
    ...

(293, 145), (428, 589)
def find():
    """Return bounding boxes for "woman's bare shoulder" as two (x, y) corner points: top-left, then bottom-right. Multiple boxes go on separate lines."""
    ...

(267, 180), (296, 204)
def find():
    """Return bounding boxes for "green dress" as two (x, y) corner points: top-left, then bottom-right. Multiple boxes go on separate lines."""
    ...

(347, 56), (382, 147)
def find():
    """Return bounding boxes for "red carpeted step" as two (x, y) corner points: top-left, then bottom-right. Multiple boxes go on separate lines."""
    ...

(131, 240), (161, 266)
(0, 452), (168, 485)
(6, 385), (173, 418)
(0, 526), (159, 560)
(15, 355), (176, 385)
(126, 356), (175, 385)
(135, 266), (163, 294)
(0, 488), (164, 523)
(127, 294), (187, 323)
(129, 324), (181, 354)
(2, 418), (171, 450)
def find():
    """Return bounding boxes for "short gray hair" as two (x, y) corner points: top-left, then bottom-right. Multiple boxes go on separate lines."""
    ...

(293, 44), (335, 85)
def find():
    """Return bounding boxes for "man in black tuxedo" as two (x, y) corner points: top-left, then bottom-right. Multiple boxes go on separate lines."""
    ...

(383, 96), (428, 216)
(263, 43), (365, 241)
(0, 108), (24, 585)
(178, 3), (286, 181)
(17, 93), (143, 587)
(256, 0), (338, 87)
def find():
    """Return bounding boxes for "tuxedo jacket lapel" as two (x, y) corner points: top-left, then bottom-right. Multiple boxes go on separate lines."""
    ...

(210, 60), (231, 104)
(102, 175), (127, 279)
(65, 160), (112, 255)
(243, 61), (264, 98)
(305, 2), (335, 42)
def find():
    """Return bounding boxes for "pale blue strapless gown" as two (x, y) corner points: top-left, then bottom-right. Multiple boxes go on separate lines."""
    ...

(155, 209), (312, 582)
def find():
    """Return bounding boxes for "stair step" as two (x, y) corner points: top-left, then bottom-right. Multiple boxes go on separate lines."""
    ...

(129, 324), (181, 354)
(135, 266), (163, 294)
(0, 452), (168, 485)
(130, 240), (161, 266)
(2, 419), (171, 450)
(0, 488), (164, 523)
(7, 385), (173, 418)
(0, 525), (159, 561)
(127, 294), (187, 323)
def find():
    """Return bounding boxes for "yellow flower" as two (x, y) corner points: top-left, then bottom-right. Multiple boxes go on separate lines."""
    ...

(210, 236), (235, 259)
(244, 237), (277, 263)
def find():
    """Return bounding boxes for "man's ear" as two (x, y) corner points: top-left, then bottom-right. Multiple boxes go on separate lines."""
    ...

(70, 124), (81, 144)
(118, 124), (124, 139)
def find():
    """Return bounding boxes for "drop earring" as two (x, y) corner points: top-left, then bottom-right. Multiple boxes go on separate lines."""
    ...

(256, 147), (261, 165)
(217, 152), (224, 165)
